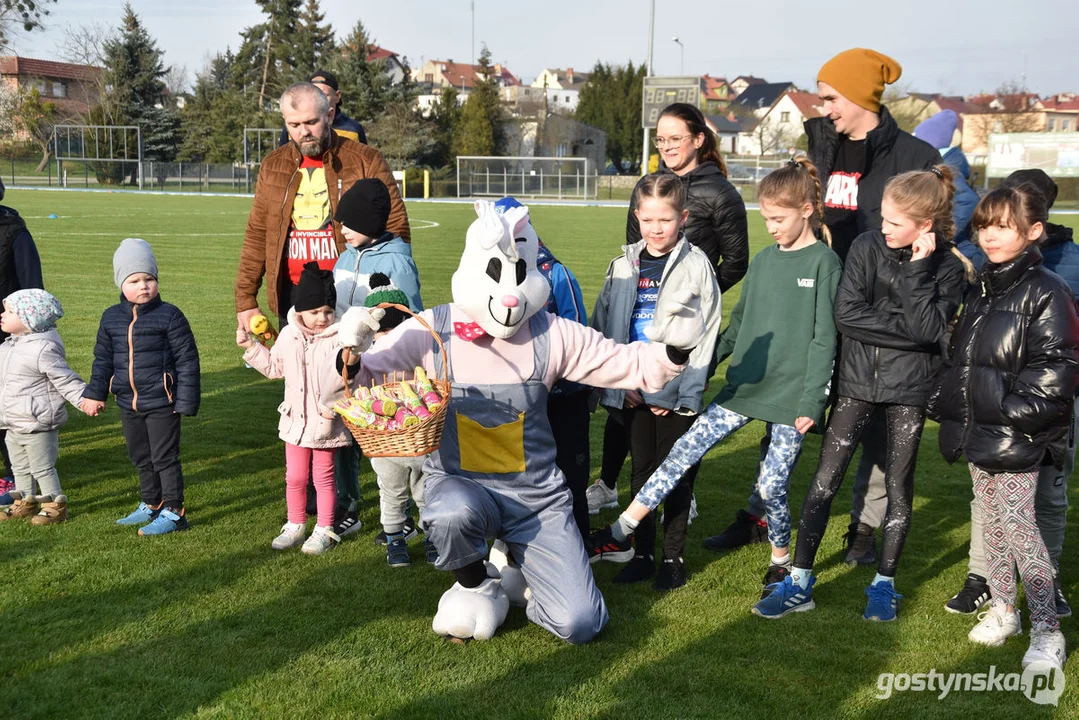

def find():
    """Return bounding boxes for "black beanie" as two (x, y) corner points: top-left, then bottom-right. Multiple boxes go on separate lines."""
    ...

(293, 261), (337, 312)
(1003, 169), (1058, 210)
(334, 179), (392, 238)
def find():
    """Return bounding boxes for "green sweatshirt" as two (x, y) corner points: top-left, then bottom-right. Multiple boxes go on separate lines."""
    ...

(713, 240), (842, 426)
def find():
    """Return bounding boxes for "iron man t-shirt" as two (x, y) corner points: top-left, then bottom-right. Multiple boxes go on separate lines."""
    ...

(286, 156), (339, 284)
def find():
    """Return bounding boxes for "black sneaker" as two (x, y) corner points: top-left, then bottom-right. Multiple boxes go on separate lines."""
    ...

(1055, 582), (1072, 619)
(587, 525), (635, 564)
(333, 509), (363, 538)
(613, 554), (655, 584)
(760, 564), (791, 600)
(843, 523), (877, 566)
(386, 537), (411, 568)
(424, 538), (439, 564)
(703, 509), (768, 551)
(945, 573), (992, 614)
(654, 557), (687, 591)
(375, 516), (419, 545)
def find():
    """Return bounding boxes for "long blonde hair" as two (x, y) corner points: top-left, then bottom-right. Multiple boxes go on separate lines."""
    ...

(756, 156), (832, 247)
(885, 165), (976, 282)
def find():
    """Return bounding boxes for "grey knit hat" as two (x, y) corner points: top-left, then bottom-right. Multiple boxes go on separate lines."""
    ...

(113, 238), (158, 288)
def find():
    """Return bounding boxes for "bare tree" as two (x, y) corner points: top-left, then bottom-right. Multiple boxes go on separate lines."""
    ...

(0, 0), (56, 52)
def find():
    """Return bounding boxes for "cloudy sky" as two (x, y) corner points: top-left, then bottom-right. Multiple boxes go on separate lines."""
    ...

(14, 0), (1079, 96)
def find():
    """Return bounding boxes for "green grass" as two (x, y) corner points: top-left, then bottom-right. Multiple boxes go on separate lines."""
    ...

(2, 188), (1078, 719)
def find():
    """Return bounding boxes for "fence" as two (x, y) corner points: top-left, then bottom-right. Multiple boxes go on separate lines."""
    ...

(457, 156), (598, 200)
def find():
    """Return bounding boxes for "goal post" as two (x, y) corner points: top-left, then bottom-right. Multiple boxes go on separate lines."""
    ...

(456, 156), (596, 200)
(52, 124), (143, 189)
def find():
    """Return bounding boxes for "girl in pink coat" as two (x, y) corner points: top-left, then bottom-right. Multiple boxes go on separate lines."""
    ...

(238, 262), (355, 555)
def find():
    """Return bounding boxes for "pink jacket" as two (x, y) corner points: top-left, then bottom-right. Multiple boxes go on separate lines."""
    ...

(244, 320), (354, 449)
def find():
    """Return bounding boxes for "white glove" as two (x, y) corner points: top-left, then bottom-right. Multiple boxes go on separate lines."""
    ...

(338, 306), (385, 353)
(644, 285), (704, 352)
(488, 540), (531, 608)
(432, 576), (510, 641)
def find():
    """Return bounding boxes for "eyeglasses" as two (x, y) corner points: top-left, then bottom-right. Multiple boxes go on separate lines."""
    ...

(652, 135), (691, 148)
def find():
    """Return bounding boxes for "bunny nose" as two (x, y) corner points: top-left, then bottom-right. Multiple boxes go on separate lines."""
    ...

(501, 295), (519, 308)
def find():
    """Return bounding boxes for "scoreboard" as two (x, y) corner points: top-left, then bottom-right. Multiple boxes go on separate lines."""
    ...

(641, 76), (701, 129)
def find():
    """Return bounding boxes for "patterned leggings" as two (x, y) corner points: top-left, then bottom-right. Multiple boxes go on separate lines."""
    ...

(795, 397), (924, 576)
(634, 401), (804, 548)
(971, 464), (1059, 629)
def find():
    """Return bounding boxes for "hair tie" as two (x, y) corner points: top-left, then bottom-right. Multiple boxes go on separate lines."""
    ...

(788, 158), (801, 170)
(930, 166), (943, 179)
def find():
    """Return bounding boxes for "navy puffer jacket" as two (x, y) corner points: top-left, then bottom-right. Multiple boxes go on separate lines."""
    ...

(84, 295), (201, 415)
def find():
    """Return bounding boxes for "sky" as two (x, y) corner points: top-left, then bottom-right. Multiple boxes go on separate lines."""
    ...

(11, 0), (1079, 97)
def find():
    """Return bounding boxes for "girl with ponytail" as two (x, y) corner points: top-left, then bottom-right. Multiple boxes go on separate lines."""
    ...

(757, 165), (968, 621)
(590, 156), (842, 600)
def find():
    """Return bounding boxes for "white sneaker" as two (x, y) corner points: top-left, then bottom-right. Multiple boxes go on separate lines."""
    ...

(271, 522), (306, 550)
(301, 525), (341, 556)
(585, 481), (618, 514)
(968, 602), (1022, 647)
(1023, 622), (1066, 670)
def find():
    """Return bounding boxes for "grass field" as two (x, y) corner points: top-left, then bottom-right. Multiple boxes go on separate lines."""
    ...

(1, 187), (1078, 719)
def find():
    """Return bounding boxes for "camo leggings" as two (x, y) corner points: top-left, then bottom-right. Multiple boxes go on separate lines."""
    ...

(971, 464), (1059, 629)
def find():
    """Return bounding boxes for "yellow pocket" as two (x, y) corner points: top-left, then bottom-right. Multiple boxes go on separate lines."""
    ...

(457, 411), (526, 474)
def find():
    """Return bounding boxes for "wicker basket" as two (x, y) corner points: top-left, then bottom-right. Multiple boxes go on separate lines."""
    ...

(338, 303), (451, 458)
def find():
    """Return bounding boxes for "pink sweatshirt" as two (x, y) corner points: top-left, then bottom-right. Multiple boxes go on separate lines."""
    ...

(358, 304), (683, 395)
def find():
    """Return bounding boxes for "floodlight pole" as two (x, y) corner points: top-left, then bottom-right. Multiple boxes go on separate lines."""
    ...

(641, 0), (655, 176)
(673, 37), (684, 75)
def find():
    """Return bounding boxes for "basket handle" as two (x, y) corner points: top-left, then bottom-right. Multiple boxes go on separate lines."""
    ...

(339, 303), (451, 399)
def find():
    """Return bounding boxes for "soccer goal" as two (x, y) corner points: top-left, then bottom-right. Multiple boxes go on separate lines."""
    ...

(52, 124), (143, 189)
(456, 156), (597, 200)
(243, 128), (283, 166)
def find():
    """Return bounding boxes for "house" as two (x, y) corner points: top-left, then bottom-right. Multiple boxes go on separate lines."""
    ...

(1038, 94), (1079, 133)
(889, 93), (986, 140)
(732, 82), (795, 117)
(503, 113), (607, 175)
(700, 74), (731, 112)
(530, 67), (589, 113)
(411, 58), (520, 92)
(735, 90), (823, 156)
(704, 113), (748, 153)
(0, 55), (102, 120)
(729, 75), (767, 97)
(366, 45), (408, 85)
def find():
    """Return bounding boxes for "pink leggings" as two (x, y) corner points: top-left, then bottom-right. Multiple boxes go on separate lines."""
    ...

(284, 443), (337, 527)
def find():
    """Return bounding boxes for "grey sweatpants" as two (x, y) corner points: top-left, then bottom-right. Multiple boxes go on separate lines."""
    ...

(749, 411), (888, 527)
(968, 398), (1077, 578)
(422, 473), (608, 644)
(372, 454), (427, 533)
(5, 429), (61, 497)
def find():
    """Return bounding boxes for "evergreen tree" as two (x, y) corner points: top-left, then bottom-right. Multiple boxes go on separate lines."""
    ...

(452, 46), (505, 157)
(330, 19), (391, 125)
(427, 86), (461, 168)
(235, 0), (302, 110)
(367, 101), (436, 168)
(576, 60), (646, 172)
(100, 3), (168, 126)
(294, 0), (334, 74)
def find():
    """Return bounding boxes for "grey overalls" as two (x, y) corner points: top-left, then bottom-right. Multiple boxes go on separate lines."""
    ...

(421, 305), (609, 644)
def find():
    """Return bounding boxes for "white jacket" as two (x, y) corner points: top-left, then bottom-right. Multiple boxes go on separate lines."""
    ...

(0, 329), (87, 433)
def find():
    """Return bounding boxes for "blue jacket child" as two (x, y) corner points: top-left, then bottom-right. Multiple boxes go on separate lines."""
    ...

(83, 238), (200, 536)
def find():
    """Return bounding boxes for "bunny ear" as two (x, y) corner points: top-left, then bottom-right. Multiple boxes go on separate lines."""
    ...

(473, 200), (487, 217)
(512, 212), (531, 239)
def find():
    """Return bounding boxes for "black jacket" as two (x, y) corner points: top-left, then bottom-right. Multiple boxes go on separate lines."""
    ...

(0, 206), (44, 342)
(85, 295), (201, 416)
(835, 231), (966, 406)
(930, 246), (1079, 471)
(805, 105), (941, 258)
(627, 161), (749, 292)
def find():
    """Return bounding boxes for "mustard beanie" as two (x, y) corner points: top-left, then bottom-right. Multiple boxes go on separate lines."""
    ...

(817, 48), (902, 113)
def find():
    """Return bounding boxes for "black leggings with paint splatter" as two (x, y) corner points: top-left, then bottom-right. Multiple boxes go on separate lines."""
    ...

(794, 397), (926, 577)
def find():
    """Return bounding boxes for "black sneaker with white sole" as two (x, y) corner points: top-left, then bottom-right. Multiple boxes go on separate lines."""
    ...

(587, 525), (634, 564)
(945, 573), (992, 614)
(703, 509), (768, 551)
(1055, 583), (1072, 619)
(375, 516), (419, 545)
(332, 509), (363, 539)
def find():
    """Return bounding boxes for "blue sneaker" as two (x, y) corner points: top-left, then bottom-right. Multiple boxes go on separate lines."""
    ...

(116, 502), (160, 525)
(0, 491), (14, 506)
(864, 580), (903, 621)
(752, 574), (816, 618)
(138, 507), (189, 536)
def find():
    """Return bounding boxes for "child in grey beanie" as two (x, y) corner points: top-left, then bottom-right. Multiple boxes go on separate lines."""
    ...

(113, 238), (159, 288)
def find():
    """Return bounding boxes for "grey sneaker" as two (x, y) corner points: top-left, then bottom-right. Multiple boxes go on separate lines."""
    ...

(271, 522), (306, 551)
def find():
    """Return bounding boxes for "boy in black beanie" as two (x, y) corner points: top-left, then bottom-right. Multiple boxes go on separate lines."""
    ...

(329, 179), (424, 539)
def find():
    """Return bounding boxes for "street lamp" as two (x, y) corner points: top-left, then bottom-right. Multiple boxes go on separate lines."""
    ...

(672, 36), (684, 75)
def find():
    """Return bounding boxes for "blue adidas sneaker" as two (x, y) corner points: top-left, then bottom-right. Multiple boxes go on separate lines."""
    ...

(138, 507), (189, 536)
(752, 574), (816, 618)
(864, 580), (903, 621)
(116, 502), (160, 526)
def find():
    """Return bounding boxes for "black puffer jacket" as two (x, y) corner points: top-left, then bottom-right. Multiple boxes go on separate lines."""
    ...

(627, 161), (749, 292)
(806, 106), (940, 257)
(84, 295), (201, 415)
(835, 231), (967, 406)
(931, 246), (1079, 471)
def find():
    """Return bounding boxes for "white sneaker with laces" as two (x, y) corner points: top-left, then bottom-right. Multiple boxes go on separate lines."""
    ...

(1023, 622), (1066, 670)
(271, 522), (306, 550)
(301, 525), (341, 556)
(968, 602), (1022, 647)
(585, 481), (618, 514)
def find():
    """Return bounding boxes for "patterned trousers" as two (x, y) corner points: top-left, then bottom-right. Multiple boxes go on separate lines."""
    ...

(971, 463), (1058, 629)
(634, 401), (804, 548)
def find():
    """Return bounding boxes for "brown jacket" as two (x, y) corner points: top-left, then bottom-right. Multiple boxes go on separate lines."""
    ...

(235, 134), (410, 315)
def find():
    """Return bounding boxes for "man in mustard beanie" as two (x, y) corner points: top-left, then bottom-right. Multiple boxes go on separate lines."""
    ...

(716, 47), (941, 575)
